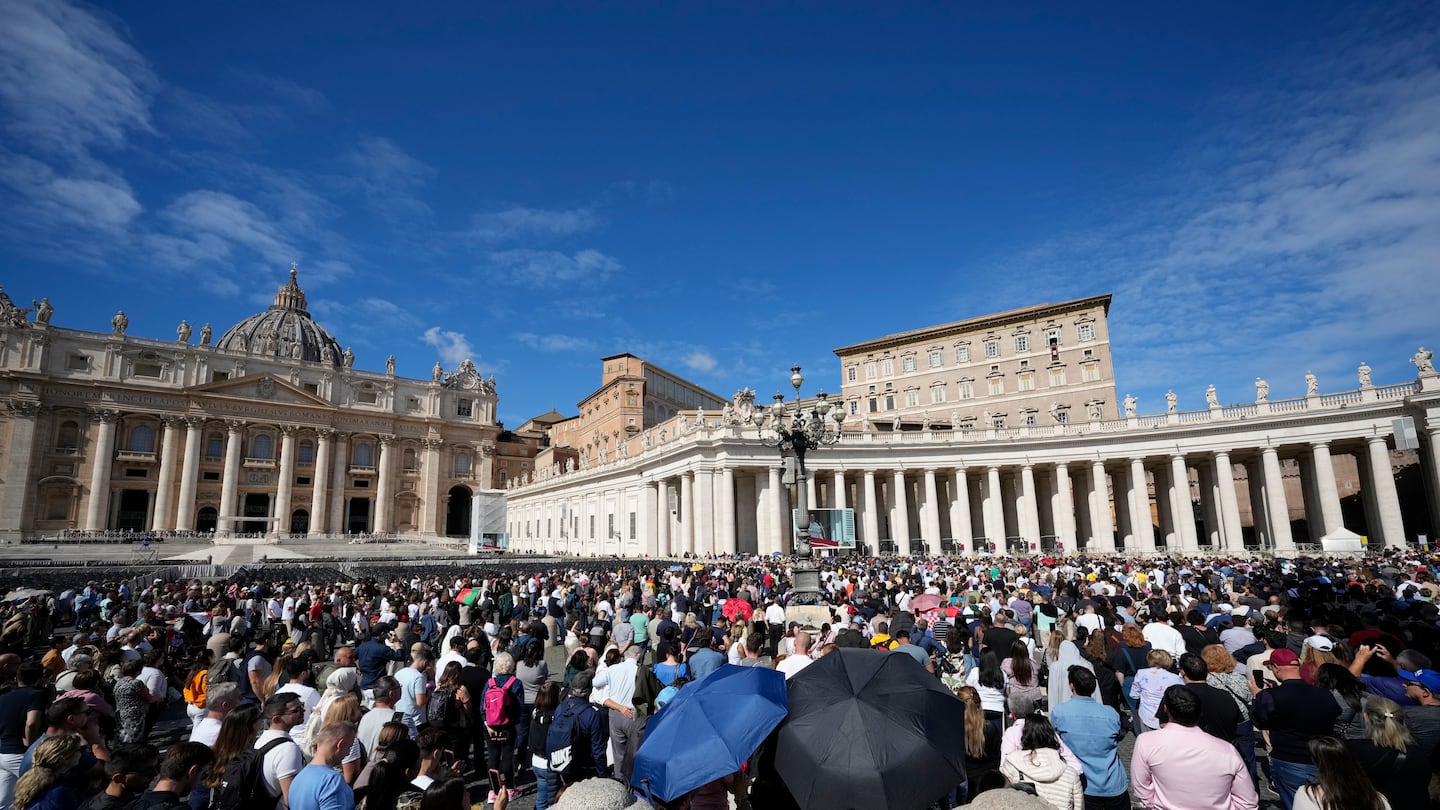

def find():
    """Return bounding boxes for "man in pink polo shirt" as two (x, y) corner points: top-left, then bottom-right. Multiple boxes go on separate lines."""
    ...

(1131, 685), (1257, 810)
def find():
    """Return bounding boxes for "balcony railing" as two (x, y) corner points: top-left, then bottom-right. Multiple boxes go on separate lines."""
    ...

(115, 450), (156, 463)
(243, 457), (276, 469)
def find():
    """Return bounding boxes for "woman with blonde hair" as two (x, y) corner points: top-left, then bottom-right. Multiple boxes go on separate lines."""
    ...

(14, 735), (83, 810)
(1129, 649), (1182, 732)
(954, 686), (1002, 806)
(323, 694), (366, 784)
(1299, 640), (1338, 686)
(262, 650), (295, 700)
(1343, 697), (1427, 807)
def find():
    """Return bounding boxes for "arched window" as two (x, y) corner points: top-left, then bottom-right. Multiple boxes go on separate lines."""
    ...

(454, 452), (471, 476)
(205, 433), (224, 459)
(56, 421), (80, 450)
(353, 442), (373, 467)
(251, 434), (273, 460)
(129, 424), (155, 453)
(298, 443), (314, 464)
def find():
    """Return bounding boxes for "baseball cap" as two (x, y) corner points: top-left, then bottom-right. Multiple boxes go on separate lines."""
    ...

(1303, 635), (1334, 652)
(1400, 669), (1440, 694)
(1267, 649), (1301, 667)
(852, 616), (866, 625)
(1231, 606), (1252, 618)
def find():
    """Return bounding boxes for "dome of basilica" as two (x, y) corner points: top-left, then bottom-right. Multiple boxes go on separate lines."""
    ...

(215, 267), (344, 367)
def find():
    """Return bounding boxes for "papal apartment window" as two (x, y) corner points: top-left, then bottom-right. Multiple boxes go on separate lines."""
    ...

(984, 340), (1000, 358)
(931, 384), (946, 404)
(905, 389), (919, 408)
(133, 362), (163, 378)
(956, 345), (970, 363)
(901, 355), (916, 373)
(407, 397), (421, 411)
(1083, 364), (1101, 383)
(1014, 335), (1030, 353)
(1017, 373), (1034, 392)
(865, 362), (877, 380)
(456, 398), (473, 417)
(881, 358), (894, 377)
(1077, 323), (1096, 342)
(251, 434), (273, 460)
(958, 380), (975, 399)
(988, 378), (1004, 396)
(846, 366), (858, 382)
(1046, 328), (1062, 347)
(928, 350), (943, 368)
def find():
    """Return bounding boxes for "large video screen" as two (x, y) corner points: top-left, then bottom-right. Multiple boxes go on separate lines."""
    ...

(791, 508), (856, 549)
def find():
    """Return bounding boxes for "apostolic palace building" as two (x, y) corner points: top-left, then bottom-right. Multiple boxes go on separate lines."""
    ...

(1, 274), (1438, 560)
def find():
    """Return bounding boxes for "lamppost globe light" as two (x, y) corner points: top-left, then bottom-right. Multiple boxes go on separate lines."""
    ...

(790, 365), (804, 392)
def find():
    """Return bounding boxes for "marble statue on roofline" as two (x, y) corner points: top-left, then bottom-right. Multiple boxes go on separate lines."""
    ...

(112, 310), (128, 336)
(1205, 384), (1219, 408)
(32, 298), (53, 325)
(1414, 347), (1435, 375)
(177, 320), (192, 343)
(199, 323), (212, 346)
(1358, 362), (1372, 387)
(1122, 394), (1137, 418)
(1165, 390), (1177, 413)
(1306, 371), (1319, 395)
(1255, 377), (1269, 402)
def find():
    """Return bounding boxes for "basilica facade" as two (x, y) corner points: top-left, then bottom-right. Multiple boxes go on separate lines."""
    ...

(0, 270), (533, 541)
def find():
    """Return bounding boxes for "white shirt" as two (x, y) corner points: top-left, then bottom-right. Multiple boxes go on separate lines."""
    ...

(776, 654), (813, 680)
(1143, 622), (1187, 658)
(765, 604), (786, 625)
(276, 683), (321, 744)
(190, 716), (223, 747)
(138, 665), (167, 700)
(255, 729), (303, 807)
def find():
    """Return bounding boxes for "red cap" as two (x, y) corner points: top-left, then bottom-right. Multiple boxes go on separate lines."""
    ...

(1267, 649), (1300, 667)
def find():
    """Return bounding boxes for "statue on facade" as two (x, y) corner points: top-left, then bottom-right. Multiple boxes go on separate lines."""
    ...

(290, 341), (302, 359)
(1123, 394), (1137, 418)
(891, 414), (901, 432)
(32, 298), (52, 325)
(1414, 347), (1435, 375)
(342, 347), (355, 369)
(1358, 361), (1373, 387)
(1205, 384), (1219, 407)
(199, 323), (212, 346)
(176, 320), (192, 343)
(733, 388), (756, 424)
(950, 409), (961, 428)
(263, 332), (279, 353)
(432, 362), (444, 382)
(564, 457), (575, 473)
(1086, 400), (1105, 421)
(721, 401), (735, 425)
(233, 332), (248, 353)
(111, 310), (128, 336)
(1048, 402), (1062, 423)
(386, 355), (396, 375)
(1165, 390), (1178, 413)
(319, 343), (333, 364)
(1255, 377), (1269, 401)
(920, 411), (931, 429)
(1306, 370), (1319, 395)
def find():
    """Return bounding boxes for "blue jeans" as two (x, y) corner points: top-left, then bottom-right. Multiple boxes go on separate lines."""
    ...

(1233, 720), (1258, 790)
(533, 766), (559, 810)
(1269, 758), (1318, 810)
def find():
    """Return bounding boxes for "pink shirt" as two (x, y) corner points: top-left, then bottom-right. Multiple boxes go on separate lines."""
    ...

(1000, 720), (1084, 775)
(1131, 723), (1257, 810)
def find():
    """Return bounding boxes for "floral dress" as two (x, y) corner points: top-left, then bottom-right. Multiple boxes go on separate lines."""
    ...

(112, 675), (149, 743)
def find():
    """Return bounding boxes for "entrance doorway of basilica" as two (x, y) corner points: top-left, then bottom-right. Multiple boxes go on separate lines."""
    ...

(445, 486), (472, 537)
(196, 506), (218, 533)
(347, 498), (371, 534)
(290, 509), (309, 535)
(116, 490), (149, 531)
(242, 493), (270, 534)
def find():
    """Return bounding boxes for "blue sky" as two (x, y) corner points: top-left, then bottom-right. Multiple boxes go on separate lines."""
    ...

(2, 2), (1437, 426)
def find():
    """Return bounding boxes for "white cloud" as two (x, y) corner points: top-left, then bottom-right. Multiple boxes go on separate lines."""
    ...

(0, 0), (156, 154)
(515, 332), (593, 352)
(683, 351), (718, 372)
(344, 136), (433, 219)
(157, 190), (296, 264)
(470, 206), (599, 242)
(0, 151), (140, 232)
(489, 248), (621, 286)
(421, 326), (474, 367)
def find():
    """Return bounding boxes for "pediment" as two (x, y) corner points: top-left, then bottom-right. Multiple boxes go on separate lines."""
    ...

(189, 374), (334, 409)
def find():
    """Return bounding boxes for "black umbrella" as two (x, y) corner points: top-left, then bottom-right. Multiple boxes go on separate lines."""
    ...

(772, 648), (967, 810)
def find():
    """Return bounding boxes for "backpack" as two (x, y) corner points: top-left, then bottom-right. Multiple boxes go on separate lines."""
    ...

(871, 637), (897, 651)
(212, 737), (291, 810)
(633, 664), (665, 719)
(428, 687), (461, 727)
(546, 698), (590, 782)
(207, 656), (239, 686)
(483, 676), (519, 728)
(183, 669), (209, 709)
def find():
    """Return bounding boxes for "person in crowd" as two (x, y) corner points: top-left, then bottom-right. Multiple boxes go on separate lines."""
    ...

(1130, 650), (1182, 733)
(513, 640), (548, 771)
(1001, 640), (1042, 707)
(482, 653), (524, 805)
(527, 682), (561, 810)
(75, 744), (155, 810)
(393, 649), (431, 738)
(953, 686), (1002, 806)
(1252, 648), (1340, 810)
(1341, 697), (1429, 808)
(999, 712), (1084, 810)
(1130, 686), (1257, 810)
(288, 722), (358, 810)
(967, 650), (1009, 735)
(199, 706), (260, 809)
(189, 682), (239, 748)
(1045, 624), (1092, 710)
(1050, 666), (1129, 810)
(595, 646), (641, 784)
(13, 735), (84, 810)
(130, 743), (211, 810)
(1178, 653), (1241, 743)
(352, 723), (410, 798)
(1294, 736), (1390, 810)
(1201, 644), (1258, 784)
(0, 662), (46, 810)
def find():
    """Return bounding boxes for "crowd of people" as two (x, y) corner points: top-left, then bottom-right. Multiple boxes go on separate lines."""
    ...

(0, 549), (1437, 810)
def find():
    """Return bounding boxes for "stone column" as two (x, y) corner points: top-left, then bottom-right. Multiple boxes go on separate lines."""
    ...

(1020, 464), (1042, 549)
(1366, 436), (1407, 549)
(1197, 463), (1220, 548)
(1215, 446), (1249, 547)
(1170, 455), (1199, 551)
(805, 474), (818, 514)
(1054, 463), (1076, 551)
(374, 436), (393, 534)
(768, 466), (785, 556)
(151, 417), (181, 531)
(983, 466), (1004, 552)
(175, 417), (204, 531)
(718, 467), (736, 555)
(695, 467), (714, 556)
(862, 469), (880, 553)
(922, 468), (942, 555)
(271, 426), (296, 538)
(1424, 427), (1440, 537)
(308, 430), (333, 537)
(329, 433), (350, 535)
(643, 481), (659, 557)
(951, 468), (974, 554)
(679, 471), (695, 556)
(891, 469), (911, 555)
(83, 410), (118, 531)
(1310, 441), (1345, 538)
(1261, 447), (1295, 551)
(1, 401), (40, 533)
(217, 420), (244, 536)
(833, 470), (847, 511)
(657, 478), (672, 556)
(1247, 458), (1271, 546)
(1090, 461), (1116, 553)
(1129, 458), (1156, 553)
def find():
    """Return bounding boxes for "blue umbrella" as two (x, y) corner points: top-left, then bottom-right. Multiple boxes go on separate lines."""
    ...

(631, 664), (788, 802)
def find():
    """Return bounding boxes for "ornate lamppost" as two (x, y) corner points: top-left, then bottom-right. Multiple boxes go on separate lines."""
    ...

(760, 365), (844, 604)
